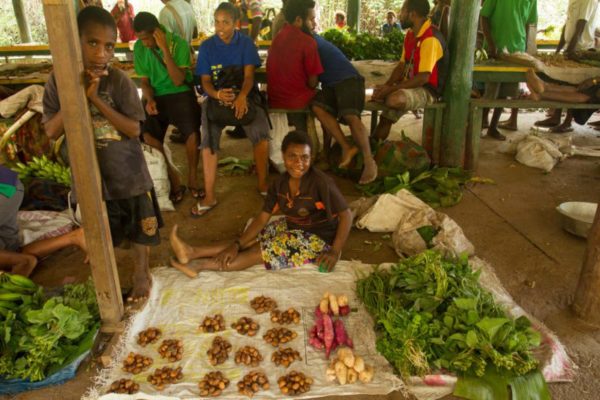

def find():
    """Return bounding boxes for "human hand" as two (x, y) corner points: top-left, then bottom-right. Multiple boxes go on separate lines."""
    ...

(578, 77), (598, 91)
(217, 88), (236, 103)
(153, 28), (168, 52)
(85, 67), (108, 101)
(214, 242), (239, 270)
(316, 248), (340, 272)
(145, 99), (159, 115)
(233, 94), (248, 119)
(371, 84), (391, 102)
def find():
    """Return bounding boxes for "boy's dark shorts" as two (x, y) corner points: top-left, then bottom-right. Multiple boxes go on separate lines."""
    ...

(142, 90), (201, 143)
(312, 76), (365, 119)
(106, 189), (164, 247)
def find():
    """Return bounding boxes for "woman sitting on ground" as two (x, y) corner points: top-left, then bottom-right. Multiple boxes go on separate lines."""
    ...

(170, 131), (352, 273)
(526, 69), (600, 126)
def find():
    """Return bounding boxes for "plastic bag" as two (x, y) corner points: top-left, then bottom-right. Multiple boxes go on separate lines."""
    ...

(268, 113), (291, 173)
(515, 135), (565, 172)
(355, 189), (431, 232)
(142, 144), (174, 211)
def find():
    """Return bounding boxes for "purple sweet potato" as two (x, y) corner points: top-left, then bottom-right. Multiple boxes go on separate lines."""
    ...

(323, 313), (335, 358)
(309, 337), (324, 349)
(333, 319), (353, 348)
(339, 305), (350, 316)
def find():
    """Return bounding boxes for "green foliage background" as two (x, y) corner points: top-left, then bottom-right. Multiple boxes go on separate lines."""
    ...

(0, 0), (568, 46)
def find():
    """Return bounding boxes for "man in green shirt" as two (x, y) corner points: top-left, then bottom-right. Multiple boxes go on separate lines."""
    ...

(133, 12), (202, 202)
(481, 0), (537, 140)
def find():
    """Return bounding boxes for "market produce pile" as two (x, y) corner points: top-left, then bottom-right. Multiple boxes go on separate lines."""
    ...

(321, 29), (404, 61)
(356, 251), (542, 380)
(0, 273), (99, 382)
(358, 167), (490, 208)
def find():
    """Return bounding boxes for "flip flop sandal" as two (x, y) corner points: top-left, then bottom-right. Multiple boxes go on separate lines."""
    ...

(549, 126), (574, 133)
(534, 120), (560, 128)
(190, 187), (206, 199)
(190, 201), (218, 218)
(169, 185), (187, 204)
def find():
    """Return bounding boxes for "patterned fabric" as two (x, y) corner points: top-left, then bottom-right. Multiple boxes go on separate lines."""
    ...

(258, 218), (329, 270)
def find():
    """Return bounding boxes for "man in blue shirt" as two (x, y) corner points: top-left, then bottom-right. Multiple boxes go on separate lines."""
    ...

(307, 8), (377, 184)
(381, 11), (402, 35)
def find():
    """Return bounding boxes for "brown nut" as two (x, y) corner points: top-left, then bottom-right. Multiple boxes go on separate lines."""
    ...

(277, 371), (312, 396)
(200, 314), (226, 333)
(263, 328), (298, 347)
(157, 339), (183, 361)
(231, 316), (260, 336)
(108, 378), (140, 394)
(147, 366), (183, 389)
(270, 308), (301, 325)
(234, 345), (263, 367)
(121, 352), (153, 374)
(199, 371), (230, 397)
(250, 295), (278, 314)
(237, 370), (269, 397)
(272, 347), (302, 368)
(136, 327), (162, 347)
(207, 336), (232, 366)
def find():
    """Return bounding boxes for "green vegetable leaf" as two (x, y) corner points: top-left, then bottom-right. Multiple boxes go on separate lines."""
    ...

(453, 298), (478, 310)
(466, 330), (479, 348)
(476, 318), (510, 341)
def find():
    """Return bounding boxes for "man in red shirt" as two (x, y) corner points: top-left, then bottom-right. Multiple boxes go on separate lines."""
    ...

(371, 0), (447, 140)
(267, 0), (323, 131)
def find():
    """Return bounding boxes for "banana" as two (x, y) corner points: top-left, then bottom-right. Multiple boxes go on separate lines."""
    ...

(7, 273), (36, 289)
(0, 282), (35, 294)
(0, 292), (24, 301)
(0, 300), (18, 310)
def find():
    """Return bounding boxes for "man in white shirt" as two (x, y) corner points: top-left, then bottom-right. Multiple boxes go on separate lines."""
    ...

(159, 0), (197, 44)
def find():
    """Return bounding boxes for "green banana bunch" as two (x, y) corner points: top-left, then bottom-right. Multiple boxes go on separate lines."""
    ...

(0, 273), (40, 319)
(474, 48), (488, 62)
(11, 155), (71, 187)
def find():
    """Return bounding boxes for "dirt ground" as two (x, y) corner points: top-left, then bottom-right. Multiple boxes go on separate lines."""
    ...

(4, 109), (600, 400)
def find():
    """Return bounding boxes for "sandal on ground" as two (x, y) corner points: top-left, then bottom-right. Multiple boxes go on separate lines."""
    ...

(487, 130), (506, 141)
(169, 185), (187, 204)
(549, 125), (574, 134)
(190, 201), (218, 218)
(190, 187), (205, 199)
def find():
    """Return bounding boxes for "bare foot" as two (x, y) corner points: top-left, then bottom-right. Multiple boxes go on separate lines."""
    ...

(534, 116), (561, 127)
(169, 257), (199, 278)
(71, 228), (89, 264)
(498, 120), (518, 131)
(528, 91), (541, 101)
(487, 128), (506, 141)
(170, 224), (193, 264)
(338, 146), (359, 169)
(525, 69), (544, 95)
(359, 158), (378, 184)
(127, 270), (152, 303)
(11, 254), (37, 277)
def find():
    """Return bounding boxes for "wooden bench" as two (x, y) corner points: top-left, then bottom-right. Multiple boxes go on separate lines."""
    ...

(268, 108), (319, 160)
(364, 101), (446, 163)
(467, 98), (600, 169)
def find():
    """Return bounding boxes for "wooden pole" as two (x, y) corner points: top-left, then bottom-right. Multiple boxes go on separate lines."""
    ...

(572, 207), (600, 327)
(347, 0), (360, 32)
(439, 0), (479, 168)
(12, 0), (32, 43)
(42, 0), (123, 324)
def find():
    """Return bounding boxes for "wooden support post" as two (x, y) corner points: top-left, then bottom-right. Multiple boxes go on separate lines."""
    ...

(465, 104), (483, 170)
(347, 0), (360, 32)
(572, 207), (600, 327)
(42, 0), (124, 324)
(440, 0), (479, 168)
(12, 0), (32, 43)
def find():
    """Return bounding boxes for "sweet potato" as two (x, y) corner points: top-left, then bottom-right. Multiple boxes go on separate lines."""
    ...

(337, 295), (348, 307)
(329, 294), (339, 316)
(308, 337), (324, 349)
(337, 347), (355, 368)
(339, 305), (350, 316)
(333, 319), (353, 348)
(353, 356), (365, 373)
(334, 361), (347, 385)
(323, 313), (335, 358)
(320, 298), (329, 314)
(359, 364), (374, 383)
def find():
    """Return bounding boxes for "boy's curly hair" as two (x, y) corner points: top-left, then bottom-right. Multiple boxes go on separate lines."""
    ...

(77, 6), (116, 37)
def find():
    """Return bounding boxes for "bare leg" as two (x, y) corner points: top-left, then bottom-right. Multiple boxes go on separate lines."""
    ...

(321, 123), (332, 157)
(127, 243), (151, 303)
(535, 108), (562, 127)
(311, 105), (358, 168)
(550, 110), (574, 133)
(185, 133), (200, 190)
(22, 228), (87, 262)
(487, 107), (506, 140)
(373, 117), (394, 141)
(199, 147), (219, 207)
(499, 108), (518, 130)
(482, 108), (490, 129)
(345, 114), (378, 184)
(0, 250), (37, 277)
(171, 243), (263, 273)
(170, 224), (233, 263)
(537, 88), (591, 103)
(253, 140), (269, 193)
(143, 133), (182, 189)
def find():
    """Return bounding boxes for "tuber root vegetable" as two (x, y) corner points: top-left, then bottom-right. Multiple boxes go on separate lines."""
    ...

(325, 367), (337, 382)
(319, 298), (329, 314)
(337, 295), (348, 307)
(339, 305), (350, 316)
(323, 313), (335, 358)
(353, 356), (365, 373)
(333, 319), (353, 348)
(329, 294), (339, 316)
(347, 368), (358, 384)
(334, 361), (348, 385)
(337, 347), (355, 368)
(359, 364), (374, 383)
